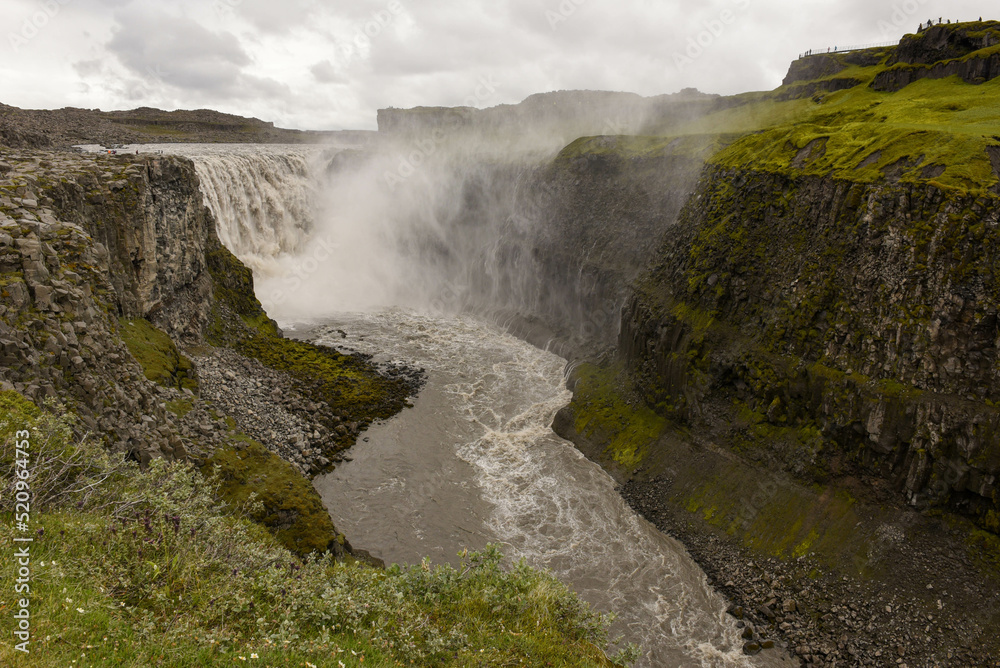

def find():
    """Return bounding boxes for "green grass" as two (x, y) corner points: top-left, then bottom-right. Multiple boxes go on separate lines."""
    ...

(118, 318), (198, 393)
(705, 70), (1000, 192)
(0, 394), (631, 667)
(202, 439), (342, 557)
(555, 42), (1000, 193)
(582, 32), (1000, 194)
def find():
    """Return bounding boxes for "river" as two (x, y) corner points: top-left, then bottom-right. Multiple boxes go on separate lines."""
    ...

(82, 142), (797, 667)
(291, 309), (791, 668)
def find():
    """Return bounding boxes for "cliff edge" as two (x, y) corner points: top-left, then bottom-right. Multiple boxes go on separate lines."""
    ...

(553, 21), (1000, 666)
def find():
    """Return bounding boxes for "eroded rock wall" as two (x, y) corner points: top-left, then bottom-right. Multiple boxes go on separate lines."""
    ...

(0, 150), (209, 461)
(39, 154), (216, 342)
(471, 143), (706, 354)
(621, 166), (1000, 528)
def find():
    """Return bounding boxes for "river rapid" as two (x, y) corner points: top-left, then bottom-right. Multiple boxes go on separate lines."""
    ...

(83, 142), (797, 667)
(293, 309), (793, 668)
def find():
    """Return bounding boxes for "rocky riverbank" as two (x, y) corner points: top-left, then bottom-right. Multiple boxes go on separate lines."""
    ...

(622, 473), (1000, 668)
(555, 360), (1000, 667)
(193, 346), (423, 476)
(0, 145), (423, 560)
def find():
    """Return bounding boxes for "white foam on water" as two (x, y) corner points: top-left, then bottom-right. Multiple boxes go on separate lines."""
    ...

(311, 310), (786, 668)
(176, 145), (798, 668)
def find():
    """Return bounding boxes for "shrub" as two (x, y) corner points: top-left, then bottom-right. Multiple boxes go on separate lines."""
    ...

(0, 396), (630, 666)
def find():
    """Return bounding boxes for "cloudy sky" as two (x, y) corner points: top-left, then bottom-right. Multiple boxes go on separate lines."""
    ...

(0, 0), (993, 130)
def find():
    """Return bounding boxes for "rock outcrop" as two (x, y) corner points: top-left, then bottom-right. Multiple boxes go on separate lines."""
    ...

(39, 153), (216, 342)
(873, 22), (1000, 91)
(0, 149), (204, 461)
(619, 166), (999, 529)
(782, 49), (886, 86)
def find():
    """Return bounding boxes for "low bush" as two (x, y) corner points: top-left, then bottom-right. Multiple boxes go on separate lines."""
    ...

(0, 395), (631, 666)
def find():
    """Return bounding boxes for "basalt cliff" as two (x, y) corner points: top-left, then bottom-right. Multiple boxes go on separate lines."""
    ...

(3, 17), (1000, 668)
(541, 21), (1000, 667)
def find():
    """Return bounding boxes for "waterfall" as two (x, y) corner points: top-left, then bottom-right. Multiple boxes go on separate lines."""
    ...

(188, 146), (323, 275)
(99, 142), (794, 666)
(176, 143), (657, 352)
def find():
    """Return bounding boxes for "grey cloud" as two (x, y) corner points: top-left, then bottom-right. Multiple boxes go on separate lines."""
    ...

(108, 7), (250, 92)
(5, 0), (994, 132)
(73, 59), (105, 78)
(217, 0), (350, 35)
(311, 60), (344, 84)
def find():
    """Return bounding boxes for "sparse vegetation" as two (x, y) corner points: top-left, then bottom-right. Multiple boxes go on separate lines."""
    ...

(202, 439), (342, 557)
(0, 395), (628, 667)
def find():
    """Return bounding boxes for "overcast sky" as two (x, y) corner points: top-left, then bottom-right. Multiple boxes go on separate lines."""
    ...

(0, 0), (993, 130)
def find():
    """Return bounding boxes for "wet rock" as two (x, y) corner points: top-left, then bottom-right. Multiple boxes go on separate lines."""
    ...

(757, 604), (777, 622)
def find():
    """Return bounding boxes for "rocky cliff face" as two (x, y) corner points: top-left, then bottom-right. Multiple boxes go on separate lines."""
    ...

(618, 165), (1000, 529)
(0, 147), (416, 559)
(488, 137), (710, 353)
(43, 155), (216, 341)
(0, 150), (209, 461)
(782, 49), (886, 86)
(873, 22), (1000, 91)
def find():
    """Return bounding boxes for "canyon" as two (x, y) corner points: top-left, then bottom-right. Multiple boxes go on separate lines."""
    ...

(3, 19), (1000, 668)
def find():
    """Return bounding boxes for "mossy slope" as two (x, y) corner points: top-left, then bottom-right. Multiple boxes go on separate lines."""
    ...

(634, 22), (1000, 194)
(205, 241), (415, 429)
(118, 318), (198, 392)
(202, 438), (343, 558)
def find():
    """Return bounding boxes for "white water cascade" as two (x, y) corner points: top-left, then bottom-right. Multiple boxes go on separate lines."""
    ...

(193, 148), (318, 273)
(136, 144), (796, 668)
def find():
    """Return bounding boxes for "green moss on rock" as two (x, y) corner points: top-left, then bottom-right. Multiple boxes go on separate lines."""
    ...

(204, 238), (413, 425)
(0, 389), (42, 421)
(118, 318), (198, 392)
(569, 362), (667, 471)
(202, 438), (341, 558)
